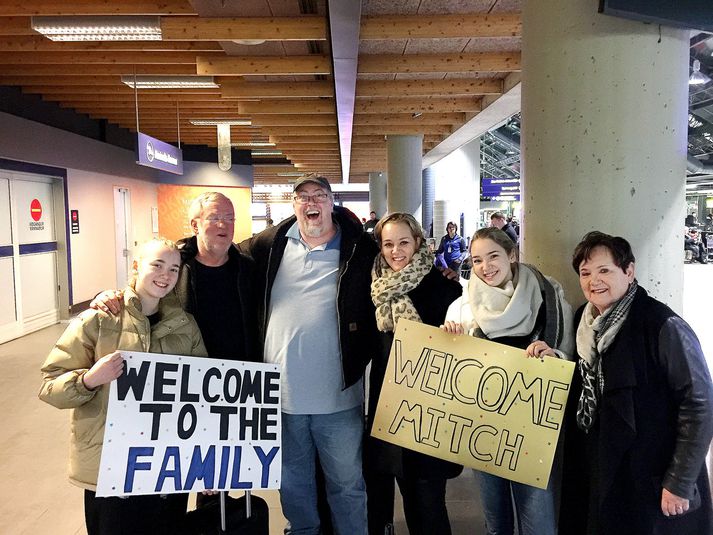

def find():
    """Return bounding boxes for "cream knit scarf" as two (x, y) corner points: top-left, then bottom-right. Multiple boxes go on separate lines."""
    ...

(371, 241), (433, 332)
(468, 264), (543, 339)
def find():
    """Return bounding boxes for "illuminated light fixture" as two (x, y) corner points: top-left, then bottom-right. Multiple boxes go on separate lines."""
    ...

(251, 151), (283, 156)
(31, 16), (161, 42)
(690, 60), (712, 86)
(189, 119), (252, 126)
(232, 39), (267, 45)
(121, 75), (218, 89)
(188, 119), (252, 172)
(232, 141), (276, 148)
(276, 172), (305, 177)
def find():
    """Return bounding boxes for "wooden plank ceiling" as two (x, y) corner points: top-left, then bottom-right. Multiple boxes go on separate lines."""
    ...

(0, 0), (522, 186)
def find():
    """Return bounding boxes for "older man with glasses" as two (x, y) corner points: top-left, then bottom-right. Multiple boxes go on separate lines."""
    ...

(91, 191), (261, 363)
(240, 174), (378, 535)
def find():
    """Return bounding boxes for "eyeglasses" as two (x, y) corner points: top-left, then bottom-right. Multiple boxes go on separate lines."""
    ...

(202, 215), (236, 223)
(293, 192), (330, 204)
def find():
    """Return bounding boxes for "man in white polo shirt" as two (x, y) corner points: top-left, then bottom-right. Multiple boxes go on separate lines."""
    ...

(241, 175), (378, 535)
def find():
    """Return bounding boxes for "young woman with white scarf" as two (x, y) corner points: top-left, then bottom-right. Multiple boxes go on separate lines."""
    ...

(442, 226), (574, 535)
(365, 213), (463, 535)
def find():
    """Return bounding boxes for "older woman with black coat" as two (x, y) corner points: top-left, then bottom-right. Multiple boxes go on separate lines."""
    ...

(542, 231), (713, 535)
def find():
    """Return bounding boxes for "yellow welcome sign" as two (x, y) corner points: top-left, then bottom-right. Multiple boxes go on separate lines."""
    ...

(371, 319), (575, 489)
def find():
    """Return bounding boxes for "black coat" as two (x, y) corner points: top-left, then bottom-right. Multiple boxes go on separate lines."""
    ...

(560, 287), (713, 535)
(365, 267), (464, 480)
(239, 205), (379, 390)
(174, 236), (262, 362)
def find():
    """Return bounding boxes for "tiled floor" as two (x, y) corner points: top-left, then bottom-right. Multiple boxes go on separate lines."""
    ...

(1, 265), (710, 535)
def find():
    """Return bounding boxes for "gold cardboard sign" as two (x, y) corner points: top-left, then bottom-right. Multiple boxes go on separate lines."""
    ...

(371, 319), (575, 489)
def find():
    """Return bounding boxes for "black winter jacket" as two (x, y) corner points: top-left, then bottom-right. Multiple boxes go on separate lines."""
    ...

(239, 206), (379, 389)
(175, 235), (262, 362)
(560, 286), (713, 535)
(365, 267), (464, 480)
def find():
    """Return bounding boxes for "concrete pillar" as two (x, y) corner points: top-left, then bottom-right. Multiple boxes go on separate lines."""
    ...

(387, 135), (423, 217)
(422, 167), (435, 236)
(368, 171), (387, 218)
(521, 0), (689, 311)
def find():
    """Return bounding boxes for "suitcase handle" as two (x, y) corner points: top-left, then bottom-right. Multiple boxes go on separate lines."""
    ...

(219, 490), (253, 532)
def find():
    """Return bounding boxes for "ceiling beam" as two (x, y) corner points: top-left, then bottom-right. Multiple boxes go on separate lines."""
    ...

(353, 112), (465, 125)
(0, 1), (195, 16)
(21, 85), (221, 94)
(33, 92), (221, 101)
(0, 64), (196, 75)
(3, 51), (214, 64)
(238, 100), (334, 114)
(356, 78), (502, 97)
(0, 36), (222, 52)
(354, 97), (481, 114)
(221, 80), (334, 98)
(161, 16), (325, 41)
(353, 125), (452, 135)
(261, 126), (338, 136)
(197, 55), (331, 76)
(360, 13), (521, 39)
(0, 75), (122, 85)
(358, 52), (521, 74)
(250, 114), (336, 126)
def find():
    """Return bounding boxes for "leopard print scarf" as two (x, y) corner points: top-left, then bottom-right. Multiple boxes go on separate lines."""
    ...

(371, 241), (434, 332)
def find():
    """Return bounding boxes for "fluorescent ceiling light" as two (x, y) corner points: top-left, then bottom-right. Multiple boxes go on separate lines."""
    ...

(276, 172), (305, 177)
(121, 76), (218, 89)
(189, 119), (252, 126)
(232, 39), (267, 46)
(32, 16), (161, 42)
(251, 151), (283, 156)
(232, 142), (276, 148)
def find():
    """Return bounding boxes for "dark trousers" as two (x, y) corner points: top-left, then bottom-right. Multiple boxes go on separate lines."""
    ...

(84, 490), (188, 535)
(366, 472), (451, 535)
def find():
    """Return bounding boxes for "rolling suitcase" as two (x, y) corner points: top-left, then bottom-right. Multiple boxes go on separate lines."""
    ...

(184, 491), (269, 535)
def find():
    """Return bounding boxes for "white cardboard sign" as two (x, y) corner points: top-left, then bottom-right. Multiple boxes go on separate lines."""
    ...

(96, 351), (281, 497)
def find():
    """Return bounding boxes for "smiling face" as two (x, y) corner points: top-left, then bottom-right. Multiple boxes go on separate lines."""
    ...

(133, 242), (181, 301)
(191, 196), (235, 261)
(293, 182), (334, 240)
(380, 221), (421, 272)
(578, 245), (635, 315)
(470, 237), (516, 287)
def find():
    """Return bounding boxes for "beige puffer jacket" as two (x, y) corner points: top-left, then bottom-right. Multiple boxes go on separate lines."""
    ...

(39, 288), (207, 490)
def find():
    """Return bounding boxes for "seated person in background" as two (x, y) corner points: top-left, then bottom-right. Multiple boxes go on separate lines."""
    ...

(490, 212), (519, 244)
(435, 221), (468, 273)
(685, 227), (707, 263)
(39, 238), (206, 535)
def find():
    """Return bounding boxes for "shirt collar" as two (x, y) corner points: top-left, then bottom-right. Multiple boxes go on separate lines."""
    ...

(286, 221), (341, 250)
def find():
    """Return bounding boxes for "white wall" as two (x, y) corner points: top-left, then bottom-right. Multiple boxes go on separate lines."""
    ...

(0, 111), (161, 305)
(67, 171), (157, 303)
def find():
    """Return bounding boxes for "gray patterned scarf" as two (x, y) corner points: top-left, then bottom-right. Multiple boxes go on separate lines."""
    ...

(576, 279), (638, 431)
(371, 241), (433, 332)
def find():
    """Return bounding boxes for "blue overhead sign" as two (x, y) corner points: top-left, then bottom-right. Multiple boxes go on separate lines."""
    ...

(481, 178), (521, 201)
(136, 132), (183, 175)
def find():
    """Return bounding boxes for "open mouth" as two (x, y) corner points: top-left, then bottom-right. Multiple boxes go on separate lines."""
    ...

(306, 209), (320, 221)
(153, 281), (169, 289)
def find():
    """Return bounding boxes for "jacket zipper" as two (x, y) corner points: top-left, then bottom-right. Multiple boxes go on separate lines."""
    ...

(336, 241), (357, 389)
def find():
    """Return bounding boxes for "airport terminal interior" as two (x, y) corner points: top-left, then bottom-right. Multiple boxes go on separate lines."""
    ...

(1, 0), (713, 534)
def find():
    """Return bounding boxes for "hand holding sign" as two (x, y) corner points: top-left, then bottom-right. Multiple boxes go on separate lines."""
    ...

(83, 351), (124, 390)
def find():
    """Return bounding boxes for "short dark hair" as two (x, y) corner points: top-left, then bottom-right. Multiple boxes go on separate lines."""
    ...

(571, 231), (635, 274)
(375, 212), (425, 246)
(446, 221), (458, 231)
(471, 227), (518, 259)
(490, 212), (506, 221)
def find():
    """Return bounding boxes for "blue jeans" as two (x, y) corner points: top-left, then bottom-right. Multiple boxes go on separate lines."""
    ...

(475, 470), (556, 535)
(281, 407), (367, 535)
